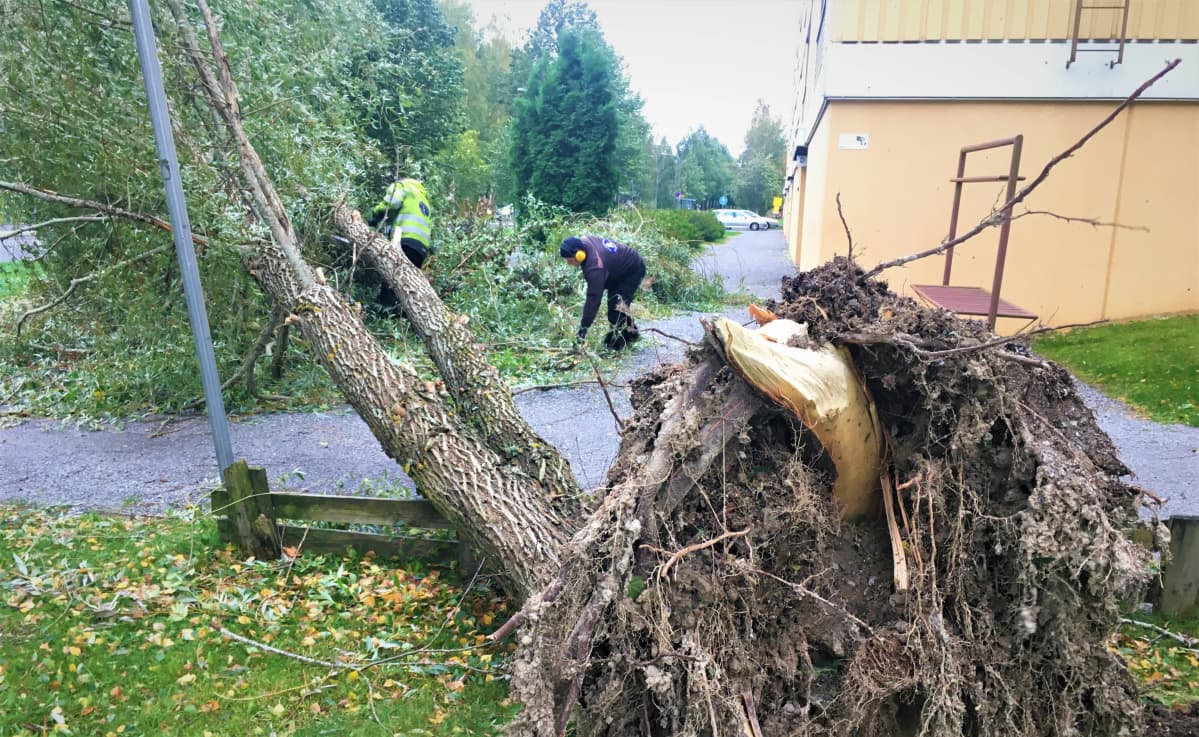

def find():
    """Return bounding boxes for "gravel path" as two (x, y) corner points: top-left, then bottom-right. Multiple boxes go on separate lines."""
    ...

(2, 228), (1195, 517)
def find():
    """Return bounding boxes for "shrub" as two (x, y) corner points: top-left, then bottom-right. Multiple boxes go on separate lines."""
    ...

(639, 209), (724, 246)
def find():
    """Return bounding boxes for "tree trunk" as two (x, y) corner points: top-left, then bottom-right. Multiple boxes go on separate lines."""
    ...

(331, 207), (585, 516)
(249, 244), (567, 596)
(166, 0), (573, 596)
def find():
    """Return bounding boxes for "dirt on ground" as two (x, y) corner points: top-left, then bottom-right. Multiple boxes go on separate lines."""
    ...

(1144, 704), (1199, 737)
(506, 258), (1160, 737)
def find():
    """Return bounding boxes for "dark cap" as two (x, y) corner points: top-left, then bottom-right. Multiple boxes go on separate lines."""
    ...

(559, 237), (584, 258)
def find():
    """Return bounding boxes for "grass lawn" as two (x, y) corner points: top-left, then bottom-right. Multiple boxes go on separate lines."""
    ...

(1115, 614), (1199, 707)
(4, 507), (1199, 732)
(1033, 314), (1199, 427)
(0, 507), (515, 736)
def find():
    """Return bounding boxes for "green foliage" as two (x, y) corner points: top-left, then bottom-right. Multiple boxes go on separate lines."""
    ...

(734, 101), (787, 214)
(441, 0), (516, 206)
(0, 0), (730, 420)
(0, 0), (420, 419)
(418, 201), (724, 382)
(351, 0), (466, 178)
(0, 506), (516, 735)
(511, 28), (619, 215)
(1033, 314), (1198, 427)
(508, 0), (651, 208)
(677, 128), (735, 210)
(640, 209), (724, 245)
(0, 261), (37, 300)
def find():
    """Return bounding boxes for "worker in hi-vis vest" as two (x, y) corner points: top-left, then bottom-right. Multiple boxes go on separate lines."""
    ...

(366, 178), (433, 268)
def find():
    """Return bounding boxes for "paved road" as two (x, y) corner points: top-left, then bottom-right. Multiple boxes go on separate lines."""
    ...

(2, 228), (1195, 517)
(0, 224), (38, 262)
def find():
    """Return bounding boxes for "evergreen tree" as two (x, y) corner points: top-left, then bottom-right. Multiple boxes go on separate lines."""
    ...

(510, 0), (649, 206)
(511, 28), (618, 215)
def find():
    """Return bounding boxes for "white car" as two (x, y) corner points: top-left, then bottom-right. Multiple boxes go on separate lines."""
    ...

(712, 209), (772, 231)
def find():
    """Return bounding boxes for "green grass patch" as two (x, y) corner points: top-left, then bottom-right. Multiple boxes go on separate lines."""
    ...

(1033, 314), (1199, 427)
(1115, 614), (1199, 707)
(0, 506), (515, 736)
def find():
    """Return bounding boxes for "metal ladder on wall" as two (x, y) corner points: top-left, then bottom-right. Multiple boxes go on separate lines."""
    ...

(1068, 0), (1132, 68)
(911, 136), (1037, 331)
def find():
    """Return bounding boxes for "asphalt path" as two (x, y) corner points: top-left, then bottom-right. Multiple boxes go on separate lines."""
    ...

(2, 227), (1195, 517)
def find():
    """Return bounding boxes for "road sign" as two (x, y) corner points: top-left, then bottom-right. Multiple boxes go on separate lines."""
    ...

(719, 195), (727, 206)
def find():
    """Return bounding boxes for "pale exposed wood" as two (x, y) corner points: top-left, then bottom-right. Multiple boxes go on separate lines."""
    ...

(711, 318), (883, 519)
(881, 471), (912, 592)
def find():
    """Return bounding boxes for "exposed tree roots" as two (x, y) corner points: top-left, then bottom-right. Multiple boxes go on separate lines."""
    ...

(507, 259), (1155, 737)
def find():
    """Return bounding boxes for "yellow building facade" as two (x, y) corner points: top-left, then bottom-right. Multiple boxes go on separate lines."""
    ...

(784, 0), (1199, 331)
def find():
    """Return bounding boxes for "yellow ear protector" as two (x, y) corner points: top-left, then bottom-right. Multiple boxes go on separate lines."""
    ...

(574, 250), (586, 263)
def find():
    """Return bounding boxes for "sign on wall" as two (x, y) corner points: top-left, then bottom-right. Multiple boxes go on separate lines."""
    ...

(838, 133), (870, 150)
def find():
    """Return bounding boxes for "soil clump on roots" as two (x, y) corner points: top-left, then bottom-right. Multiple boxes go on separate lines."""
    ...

(507, 259), (1155, 737)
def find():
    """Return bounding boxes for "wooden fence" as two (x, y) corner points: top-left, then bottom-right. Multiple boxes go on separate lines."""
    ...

(211, 460), (467, 570)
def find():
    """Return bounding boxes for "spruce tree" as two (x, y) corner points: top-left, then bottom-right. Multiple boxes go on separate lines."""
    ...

(511, 29), (618, 215)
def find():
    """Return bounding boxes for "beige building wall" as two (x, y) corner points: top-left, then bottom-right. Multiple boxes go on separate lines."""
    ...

(792, 100), (1199, 329)
(831, 0), (1199, 42)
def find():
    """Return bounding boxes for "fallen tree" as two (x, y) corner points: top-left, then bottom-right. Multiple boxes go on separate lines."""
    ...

(1, 3), (1180, 732)
(505, 260), (1157, 735)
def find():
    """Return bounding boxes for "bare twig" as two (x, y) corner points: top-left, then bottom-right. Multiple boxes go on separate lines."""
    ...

(838, 319), (1107, 364)
(641, 326), (700, 347)
(864, 58), (1181, 279)
(585, 351), (625, 434)
(511, 379), (616, 395)
(750, 566), (872, 632)
(835, 192), (854, 263)
(1120, 618), (1199, 654)
(183, 303), (288, 409)
(741, 692), (765, 737)
(220, 626), (342, 668)
(0, 180), (209, 244)
(916, 319), (1107, 360)
(1014, 209), (1149, 232)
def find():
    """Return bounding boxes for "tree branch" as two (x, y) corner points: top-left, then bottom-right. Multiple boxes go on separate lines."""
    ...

(16, 244), (173, 336)
(163, 0), (313, 289)
(0, 180), (196, 242)
(0, 216), (108, 243)
(864, 58), (1181, 279)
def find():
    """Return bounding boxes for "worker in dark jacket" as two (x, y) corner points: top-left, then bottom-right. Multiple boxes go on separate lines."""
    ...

(560, 235), (646, 350)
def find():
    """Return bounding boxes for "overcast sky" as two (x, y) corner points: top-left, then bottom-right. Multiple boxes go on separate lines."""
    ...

(464, 0), (802, 156)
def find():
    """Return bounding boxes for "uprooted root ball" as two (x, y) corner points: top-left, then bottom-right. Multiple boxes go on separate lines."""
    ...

(507, 258), (1155, 737)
